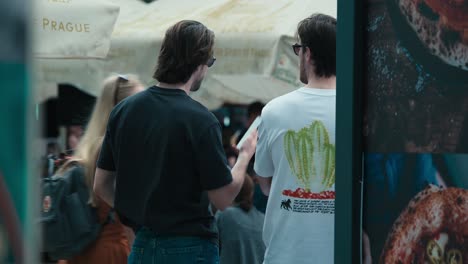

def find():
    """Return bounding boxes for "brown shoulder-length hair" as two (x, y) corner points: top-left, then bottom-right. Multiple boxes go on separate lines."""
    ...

(235, 175), (255, 212)
(153, 20), (215, 84)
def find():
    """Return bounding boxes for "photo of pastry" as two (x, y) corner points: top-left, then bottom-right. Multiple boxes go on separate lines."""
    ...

(363, 0), (468, 153)
(380, 185), (467, 263)
(363, 153), (468, 263)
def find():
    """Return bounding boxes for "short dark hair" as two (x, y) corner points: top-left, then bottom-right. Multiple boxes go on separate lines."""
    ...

(153, 20), (215, 84)
(297, 14), (336, 78)
(247, 101), (265, 118)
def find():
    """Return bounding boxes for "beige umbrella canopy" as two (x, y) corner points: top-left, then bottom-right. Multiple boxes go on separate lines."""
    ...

(33, 0), (120, 59)
(35, 0), (336, 109)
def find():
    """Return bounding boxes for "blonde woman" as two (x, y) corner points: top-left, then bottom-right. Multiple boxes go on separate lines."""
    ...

(58, 75), (144, 264)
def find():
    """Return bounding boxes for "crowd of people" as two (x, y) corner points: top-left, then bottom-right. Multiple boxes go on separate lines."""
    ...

(42, 13), (336, 264)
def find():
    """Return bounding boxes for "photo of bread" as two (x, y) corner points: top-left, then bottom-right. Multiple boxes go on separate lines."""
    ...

(362, 154), (468, 263)
(363, 0), (468, 153)
(363, 1), (468, 263)
(380, 185), (467, 264)
(396, 0), (468, 71)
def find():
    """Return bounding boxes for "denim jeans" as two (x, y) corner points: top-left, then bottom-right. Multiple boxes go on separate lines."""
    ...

(128, 227), (219, 264)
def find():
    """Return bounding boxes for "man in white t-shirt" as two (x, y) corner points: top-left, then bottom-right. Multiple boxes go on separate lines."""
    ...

(254, 13), (337, 264)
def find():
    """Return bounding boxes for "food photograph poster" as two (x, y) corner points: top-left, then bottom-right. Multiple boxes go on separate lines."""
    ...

(362, 0), (468, 263)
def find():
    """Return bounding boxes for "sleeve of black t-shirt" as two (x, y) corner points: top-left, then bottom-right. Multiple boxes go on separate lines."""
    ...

(96, 127), (115, 171)
(196, 123), (233, 190)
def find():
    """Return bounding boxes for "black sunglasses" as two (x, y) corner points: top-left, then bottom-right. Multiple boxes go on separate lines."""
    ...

(114, 74), (129, 105)
(207, 57), (216, 67)
(292, 43), (304, 56)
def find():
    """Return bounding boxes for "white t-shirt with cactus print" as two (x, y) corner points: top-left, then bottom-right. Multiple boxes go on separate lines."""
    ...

(254, 87), (336, 264)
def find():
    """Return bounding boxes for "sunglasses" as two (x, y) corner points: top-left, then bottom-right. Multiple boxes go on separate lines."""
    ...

(114, 74), (129, 106)
(207, 57), (216, 67)
(292, 43), (304, 56)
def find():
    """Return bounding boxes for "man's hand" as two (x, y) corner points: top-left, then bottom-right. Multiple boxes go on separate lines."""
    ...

(208, 130), (258, 211)
(238, 129), (257, 160)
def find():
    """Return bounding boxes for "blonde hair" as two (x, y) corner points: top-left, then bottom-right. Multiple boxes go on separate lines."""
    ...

(59, 74), (143, 206)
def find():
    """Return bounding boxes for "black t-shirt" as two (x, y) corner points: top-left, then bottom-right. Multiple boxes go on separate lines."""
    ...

(97, 86), (232, 240)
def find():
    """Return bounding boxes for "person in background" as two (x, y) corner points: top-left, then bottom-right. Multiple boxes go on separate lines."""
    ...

(93, 20), (257, 264)
(216, 175), (265, 264)
(225, 146), (238, 169)
(46, 141), (60, 157)
(254, 14), (337, 263)
(248, 163), (268, 214)
(66, 125), (84, 151)
(245, 102), (264, 128)
(58, 74), (144, 264)
(231, 101), (265, 147)
(244, 102), (268, 213)
(230, 101), (268, 214)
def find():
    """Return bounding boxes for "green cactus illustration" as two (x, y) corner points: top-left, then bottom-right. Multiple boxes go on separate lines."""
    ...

(284, 129), (310, 189)
(310, 121), (330, 153)
(322, 143), (335, 189)
(284, 131), (299, 185)
(283, 121), (335, 193)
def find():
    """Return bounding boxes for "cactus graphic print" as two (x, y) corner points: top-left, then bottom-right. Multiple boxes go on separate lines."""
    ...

(254, 87), (335, 263)
(280, 121), (335, 215)
(284, 121), (335, 194)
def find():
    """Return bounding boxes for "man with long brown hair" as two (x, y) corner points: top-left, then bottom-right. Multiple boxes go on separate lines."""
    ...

(93, 20), (257, 263)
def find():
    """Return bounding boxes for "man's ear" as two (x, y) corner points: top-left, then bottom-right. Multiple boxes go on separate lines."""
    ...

(189, 65), (202, 80)
(305, 47), (312, 63)
(198, 64), (209, 77)
(197, 64), (206, 73)
(197, 64), (204, 72)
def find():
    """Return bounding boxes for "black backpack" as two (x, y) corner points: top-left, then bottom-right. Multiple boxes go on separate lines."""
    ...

(39, 162), (106, 260)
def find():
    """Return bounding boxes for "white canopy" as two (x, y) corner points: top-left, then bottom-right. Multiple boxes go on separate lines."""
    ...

(34, 0), (120, 59)
(34, 0), (337, 109)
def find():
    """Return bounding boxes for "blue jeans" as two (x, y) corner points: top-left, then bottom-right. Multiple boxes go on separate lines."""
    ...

(128, 227), (219, 264)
